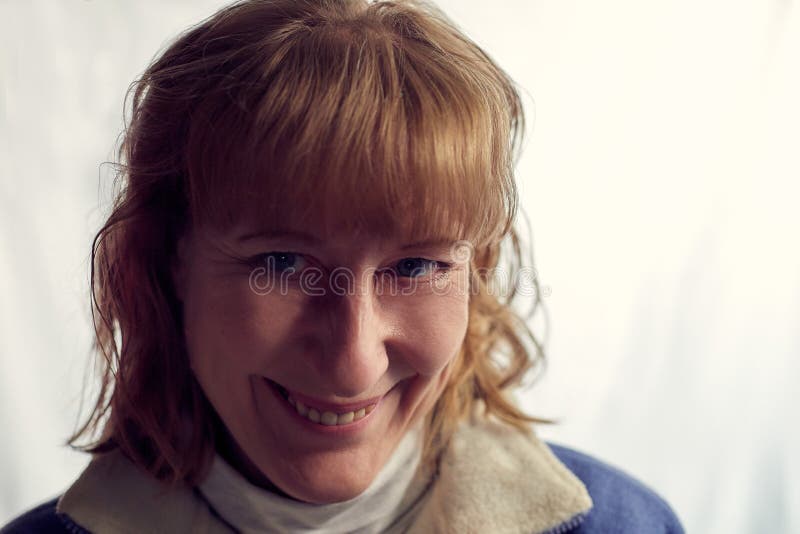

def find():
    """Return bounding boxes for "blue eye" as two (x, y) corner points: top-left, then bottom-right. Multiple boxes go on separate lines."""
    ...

(250, 253), (447, 280)
(396, 258), (443, 278)
(255, 252), (306, 273)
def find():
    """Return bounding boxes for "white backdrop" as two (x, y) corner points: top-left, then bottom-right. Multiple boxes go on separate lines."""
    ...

(1, 1), (798, 532)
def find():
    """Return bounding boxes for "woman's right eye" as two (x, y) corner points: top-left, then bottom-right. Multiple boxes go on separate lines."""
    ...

(252, 252), (308, 273)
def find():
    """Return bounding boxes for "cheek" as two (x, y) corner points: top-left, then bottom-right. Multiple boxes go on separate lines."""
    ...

(182, 273), (307, 380)
(389, 289), (470, 376)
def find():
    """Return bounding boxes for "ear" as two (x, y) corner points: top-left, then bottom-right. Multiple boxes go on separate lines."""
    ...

(171, 233), (190, 303)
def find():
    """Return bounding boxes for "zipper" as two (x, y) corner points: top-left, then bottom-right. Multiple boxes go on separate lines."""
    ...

(57, 512), (91, 534)
(539, 511), (588, 534)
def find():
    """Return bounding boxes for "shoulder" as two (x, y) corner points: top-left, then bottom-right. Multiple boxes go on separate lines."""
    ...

(0, 497), (86, 534)
(546, 442), (685, 534)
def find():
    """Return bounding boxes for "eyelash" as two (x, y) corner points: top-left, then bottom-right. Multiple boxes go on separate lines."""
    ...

(248, 252), (452, 280)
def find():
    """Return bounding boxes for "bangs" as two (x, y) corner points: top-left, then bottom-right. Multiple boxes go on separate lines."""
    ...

(183, 1), (521, 249)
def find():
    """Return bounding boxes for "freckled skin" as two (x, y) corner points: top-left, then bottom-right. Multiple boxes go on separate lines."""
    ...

(174, 225), (470, 504)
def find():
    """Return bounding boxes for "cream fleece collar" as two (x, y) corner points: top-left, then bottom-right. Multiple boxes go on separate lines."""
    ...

(57, 414), (592, 534)
(405, 414), (593, 534)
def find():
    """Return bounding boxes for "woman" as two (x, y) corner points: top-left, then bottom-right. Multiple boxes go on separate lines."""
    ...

(2, 0), (684, 532)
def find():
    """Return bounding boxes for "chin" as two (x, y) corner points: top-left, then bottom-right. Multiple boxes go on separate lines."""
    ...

(281, 461), (378, 504)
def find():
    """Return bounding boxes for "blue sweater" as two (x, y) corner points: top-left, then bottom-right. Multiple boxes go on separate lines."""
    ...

(546, 444), (684, 533)
(1, 443), (684, 533)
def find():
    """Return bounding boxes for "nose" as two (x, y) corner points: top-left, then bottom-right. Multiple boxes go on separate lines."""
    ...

(320, 274), (389, 398)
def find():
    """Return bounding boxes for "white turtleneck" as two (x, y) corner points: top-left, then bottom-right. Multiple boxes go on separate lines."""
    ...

(198, 424), (431, 533)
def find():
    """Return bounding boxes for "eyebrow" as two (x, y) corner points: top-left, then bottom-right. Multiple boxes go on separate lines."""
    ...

(236, 230), (456, 252)
(398, 238), (458, 251)
(236, 229), (323, 246)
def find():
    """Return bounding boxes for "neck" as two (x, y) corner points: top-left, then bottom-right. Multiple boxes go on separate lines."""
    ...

(211, 411), (296, 500)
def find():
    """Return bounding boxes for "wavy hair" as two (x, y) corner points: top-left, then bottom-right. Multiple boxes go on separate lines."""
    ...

(69, 0), (550, 487)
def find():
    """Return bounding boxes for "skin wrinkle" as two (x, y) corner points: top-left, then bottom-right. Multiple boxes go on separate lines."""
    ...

(175, 222), (471, 504)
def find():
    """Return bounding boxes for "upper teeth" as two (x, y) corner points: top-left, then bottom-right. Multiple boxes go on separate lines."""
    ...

(287, 396), (376, 426)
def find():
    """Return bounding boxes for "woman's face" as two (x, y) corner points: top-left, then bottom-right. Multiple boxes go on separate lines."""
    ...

(174, 222), (471, 503)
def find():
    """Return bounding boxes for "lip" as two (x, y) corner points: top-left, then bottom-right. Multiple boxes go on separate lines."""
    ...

(281, 387), (384, 414)
(262, 378), (385, 434)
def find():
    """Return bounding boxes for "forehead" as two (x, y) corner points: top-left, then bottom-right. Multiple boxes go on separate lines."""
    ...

(231, 220), (462, 251)
(196, 164), (478, 251)
(228, 206), (464, 252)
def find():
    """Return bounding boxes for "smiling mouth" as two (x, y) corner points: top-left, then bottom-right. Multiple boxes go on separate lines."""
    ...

(266, 379), (378, 427)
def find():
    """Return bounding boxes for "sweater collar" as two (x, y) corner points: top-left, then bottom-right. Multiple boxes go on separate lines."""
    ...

(405, 411), (593, 533)
(57, 413), (592, 533)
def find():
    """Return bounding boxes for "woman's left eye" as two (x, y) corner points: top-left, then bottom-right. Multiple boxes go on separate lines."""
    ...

(395, 258), (450, 278)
